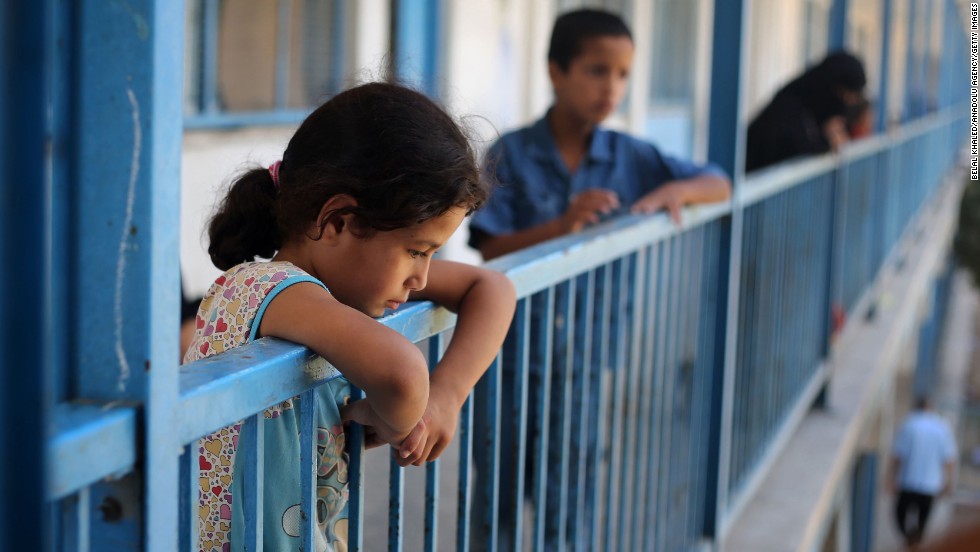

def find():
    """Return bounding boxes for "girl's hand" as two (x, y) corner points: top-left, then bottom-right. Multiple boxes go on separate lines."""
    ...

(399, 382), (461, 466)
(341, 399), (425, 453)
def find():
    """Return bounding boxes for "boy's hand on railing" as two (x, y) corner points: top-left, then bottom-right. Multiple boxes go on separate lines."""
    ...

(630, 184), (684, 225)
(341, 399), (424, 453)
(398, 383), (461, 466)
(560, 189), (620, 234)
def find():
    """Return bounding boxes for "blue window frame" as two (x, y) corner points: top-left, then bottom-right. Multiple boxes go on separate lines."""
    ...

(184, 0), (351, 129)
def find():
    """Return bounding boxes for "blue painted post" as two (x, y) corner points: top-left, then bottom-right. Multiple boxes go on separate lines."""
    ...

(394, 0), (443, 97)
(72, 1), (183, 549)
(1, 1), (48, 549)
(45, 0), (74, 407)
(877, 0), (894, 133)
(828, 0), (850, 50)
(703, 0), (748, 539)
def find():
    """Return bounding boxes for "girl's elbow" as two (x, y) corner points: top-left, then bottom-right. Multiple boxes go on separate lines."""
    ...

(483, 269), (517, 307)
(389, 346), (430, 409)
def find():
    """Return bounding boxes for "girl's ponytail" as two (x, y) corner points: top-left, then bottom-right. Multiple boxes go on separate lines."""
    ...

(207, 168), (281, 270)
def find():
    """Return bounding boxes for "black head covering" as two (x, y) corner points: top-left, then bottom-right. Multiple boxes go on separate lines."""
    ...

(782, 50), (867, 123)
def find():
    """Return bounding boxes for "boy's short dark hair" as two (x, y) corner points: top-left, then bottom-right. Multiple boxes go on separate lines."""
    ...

(548, 9), (633, 71)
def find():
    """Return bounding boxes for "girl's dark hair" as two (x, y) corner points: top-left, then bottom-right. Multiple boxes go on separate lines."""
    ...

(208, 82), (486, 270)
(547, 9), (633, 72)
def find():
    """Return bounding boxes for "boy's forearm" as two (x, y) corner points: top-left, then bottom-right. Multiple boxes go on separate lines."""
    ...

(429, 270), (516, 406)
(675, 174), (732, 205)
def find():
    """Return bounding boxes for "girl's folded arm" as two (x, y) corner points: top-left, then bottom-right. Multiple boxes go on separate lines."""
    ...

(258, 281), (429, 435)
(410, 260), (516, 410)
(392, 260), (514, 464)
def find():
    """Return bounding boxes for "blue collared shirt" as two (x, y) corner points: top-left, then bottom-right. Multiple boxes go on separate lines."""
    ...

(470, 113), (727, 247)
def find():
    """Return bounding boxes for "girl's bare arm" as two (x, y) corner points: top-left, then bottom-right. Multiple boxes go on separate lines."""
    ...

(400, 260), (516, 464)
(258, 282), (430, 440)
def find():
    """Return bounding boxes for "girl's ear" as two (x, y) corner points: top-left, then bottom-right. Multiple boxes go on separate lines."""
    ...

(316, 194), (358, 242)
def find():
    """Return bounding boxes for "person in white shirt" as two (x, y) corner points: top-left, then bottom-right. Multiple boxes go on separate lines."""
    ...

(888, 396), (958, 548)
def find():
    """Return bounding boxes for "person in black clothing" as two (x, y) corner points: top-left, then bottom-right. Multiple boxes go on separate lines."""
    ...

(745, 51), (867, 173)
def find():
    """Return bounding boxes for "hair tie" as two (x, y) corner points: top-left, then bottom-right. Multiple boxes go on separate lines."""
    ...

(268, 160), (282, 190)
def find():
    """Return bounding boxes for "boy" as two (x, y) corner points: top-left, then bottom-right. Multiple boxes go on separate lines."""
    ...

(470, 9), (730, 260)
(469, 9), (731, 549)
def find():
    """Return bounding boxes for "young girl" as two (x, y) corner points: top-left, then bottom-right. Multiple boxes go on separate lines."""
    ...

(183, 82), (516, 552)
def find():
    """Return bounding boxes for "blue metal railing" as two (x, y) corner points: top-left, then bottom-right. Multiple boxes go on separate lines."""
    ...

(21, 0), (974, 549)
(721, 110), (968, 528)
(41, 107), (967, 552)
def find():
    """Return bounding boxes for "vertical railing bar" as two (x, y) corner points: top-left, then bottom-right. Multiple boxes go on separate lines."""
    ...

(274, 0), (292, 109)
(688, 226), (709, 545)
(178, 444), (198, 551)
(348, 386), (366, 551)
(606, 255), (631, 552)
(643, 243), (665, 552)
(590, 264), (614, 551)
(621, 248), (647, 552)
(424, 335), (444, 552)
(793, 184), (808, 395)
(667, 233), (689, 551)
(242, 414), (265, 551)
(61, 487), (91, 552)
(455, 388), (473, 552)
(299, 390), (317, 552)
(673, 230), (695, 549)
(756, 199), (776, 470)
(532, 287), (556, 551)
(654, 239), (674, 551)
(616, 262), (633, 551)
(573, 271), (596, 552)
(555, 278), (576, 552)
(482, 352), (502, 551)
(509, 299), (530, 552)
(423, 460), (440, 552)
(631, 244), (657, 550)
(602, 260), (622, 551)
(388, 456), (405, 552)
(730, 207), (749, 499)
(770, 192), (787, 444)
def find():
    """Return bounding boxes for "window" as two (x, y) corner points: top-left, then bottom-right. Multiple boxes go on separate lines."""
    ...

(648, 0), (696, 103)
(184, 0), (355, 128)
